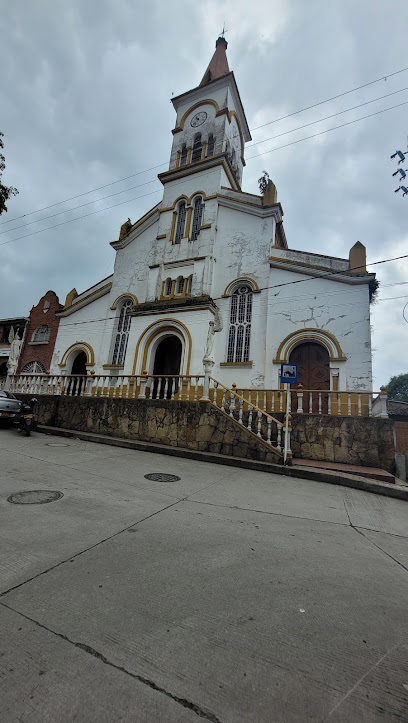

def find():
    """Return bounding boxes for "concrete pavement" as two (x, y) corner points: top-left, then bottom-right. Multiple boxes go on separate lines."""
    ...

(1, 429), (408, 722)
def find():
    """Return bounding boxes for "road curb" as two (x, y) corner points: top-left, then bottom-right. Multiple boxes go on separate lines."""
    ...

(37, 425), (408, 501)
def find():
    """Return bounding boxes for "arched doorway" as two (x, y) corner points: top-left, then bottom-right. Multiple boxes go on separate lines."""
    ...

(289, 342), (330, 413)
(152, 335), (182, 398)
(67, 351), (87, 396)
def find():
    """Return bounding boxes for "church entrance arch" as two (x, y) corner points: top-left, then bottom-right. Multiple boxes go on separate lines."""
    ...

(67, 351), (87, 396)
(289, 342), (330, 413)
(152, 335), (182, 398)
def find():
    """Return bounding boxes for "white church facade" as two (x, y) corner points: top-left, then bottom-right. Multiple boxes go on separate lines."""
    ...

(50, 37), (375, 397)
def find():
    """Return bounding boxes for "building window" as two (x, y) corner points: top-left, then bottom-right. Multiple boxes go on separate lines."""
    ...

(180, 144), (187, 166)
(174, 201), (186, 243)
(227, 286), (252, 363)
(191, 196), (204, 241)
(22, 361), (46, 374)
(207, 134), (215, 156)
(32, 325), (50, 342)
(164, 278), (173, 296)
(191, 133), (202, 163)
(111, 299), (133, 365)
(176, 276), (184, 295)
(186, 275), (193, 294)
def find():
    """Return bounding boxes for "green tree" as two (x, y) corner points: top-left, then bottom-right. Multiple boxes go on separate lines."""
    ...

(386, 373), (408, 402)
(0, 132), (18, 216)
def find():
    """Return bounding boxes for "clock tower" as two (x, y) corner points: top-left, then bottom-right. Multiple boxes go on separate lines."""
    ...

(158, 36), (251, 207)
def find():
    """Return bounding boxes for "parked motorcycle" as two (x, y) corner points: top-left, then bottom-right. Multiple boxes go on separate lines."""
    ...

(18, 398), (39, 437)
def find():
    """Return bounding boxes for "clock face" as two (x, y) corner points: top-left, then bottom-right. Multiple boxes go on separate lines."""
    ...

(190, 111), (207, 128)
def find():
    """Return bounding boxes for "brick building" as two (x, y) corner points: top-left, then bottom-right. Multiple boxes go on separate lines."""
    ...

(17, 291), (62, 374)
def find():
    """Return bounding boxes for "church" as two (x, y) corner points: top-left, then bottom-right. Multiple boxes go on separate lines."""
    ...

(49, 37), (375, 397)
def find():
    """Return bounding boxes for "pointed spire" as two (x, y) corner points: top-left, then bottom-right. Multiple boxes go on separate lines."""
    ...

(199, 37), (230, 87)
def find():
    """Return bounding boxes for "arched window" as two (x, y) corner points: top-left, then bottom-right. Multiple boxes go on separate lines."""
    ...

(191, 196), (204, 241)
(176, 276), (185, 295)
(227, 285), (252, 363)
(111, 299), (133, 365)
(192, 133), (203, 162)
(32, 325), (50, 342)
(207, 134), (215, 156)
(186, 275), (193, 295)
(164, 278), (173, 296)
(22, 361), (46, 374)
(174, 201), (186, 243)
(180, 144), (188, 166)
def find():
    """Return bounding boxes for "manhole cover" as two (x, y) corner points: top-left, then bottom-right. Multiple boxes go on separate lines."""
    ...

(7, 490), (64, 505)
(144, 473), (180, 483)
(46, 443), (69, 447)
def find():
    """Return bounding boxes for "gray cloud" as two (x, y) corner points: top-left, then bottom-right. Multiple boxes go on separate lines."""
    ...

(1, 0), (407, 387)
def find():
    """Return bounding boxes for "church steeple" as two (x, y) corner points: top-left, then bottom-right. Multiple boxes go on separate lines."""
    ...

(199, 36), (230, 87)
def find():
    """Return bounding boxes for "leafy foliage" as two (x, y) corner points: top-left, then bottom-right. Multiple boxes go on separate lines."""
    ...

(386, 373), (408, 402)
(0, 132), (18, 216)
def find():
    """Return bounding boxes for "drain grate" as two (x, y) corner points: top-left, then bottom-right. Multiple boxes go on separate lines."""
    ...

(144, 473), (180, 483)
(8, 490), (64, 505)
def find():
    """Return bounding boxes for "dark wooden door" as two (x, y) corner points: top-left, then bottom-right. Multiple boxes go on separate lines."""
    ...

(289, 342), (330, 413)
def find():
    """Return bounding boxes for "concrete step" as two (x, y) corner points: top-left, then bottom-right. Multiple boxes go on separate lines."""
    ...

(294, 458), (395, 484)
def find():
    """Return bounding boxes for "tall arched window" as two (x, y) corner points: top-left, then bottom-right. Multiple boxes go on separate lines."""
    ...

(191, 196), (204, 241)
(32, 325), (50, 342)
(174, 201), (186, 243)
(207, 134), (215, 156)
(227, 285), (252, 363)
(112, 299), (133, 365)
(176, 276), (185, 295)
(165, 278), (173, 296)
(180, 144), (187, 166)
(191, 133), (203, 162)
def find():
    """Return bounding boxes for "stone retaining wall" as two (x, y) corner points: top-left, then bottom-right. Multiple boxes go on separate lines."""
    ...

(19, 395), (280, 464)
(17, 395), (396, 472)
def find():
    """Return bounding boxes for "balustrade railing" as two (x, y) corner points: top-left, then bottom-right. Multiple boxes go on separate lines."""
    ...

(4, 375), (386, 419)
(207, 378), (287, 459)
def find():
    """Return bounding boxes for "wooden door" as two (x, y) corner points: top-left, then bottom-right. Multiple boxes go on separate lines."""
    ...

(289, 342), (330, 413)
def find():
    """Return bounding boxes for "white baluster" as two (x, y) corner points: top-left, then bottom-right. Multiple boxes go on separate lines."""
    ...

(238, 397), (244, 424)
(368, 394), (372, 416)
(296, 384), (304, 413)
(271, 391), (275, 413)
(266, 417), (272, 444)
(279, 391), (284, 412)
(309, 392), (313, 414)
(257, 410), (262, 437)
(318, 392), (322, 415)
(229, 384), (237, 417)
(247, 405), (253, 431)
(276, 425), (282, 452)
(221, 387), (226, 411)
(171, 378), (176, 400)
(348, 393), (352, 416)
(358, 393), (362, 417)
(337, 392), (341, 415)
(328, 392), (332, 415)
(186, 376), (191, 400)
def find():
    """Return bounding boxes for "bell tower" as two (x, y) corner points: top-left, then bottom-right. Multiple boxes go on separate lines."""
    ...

(158, 37), (251, 203)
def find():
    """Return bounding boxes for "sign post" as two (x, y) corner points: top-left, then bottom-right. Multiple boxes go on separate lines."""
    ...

(280, 364), (298, 464)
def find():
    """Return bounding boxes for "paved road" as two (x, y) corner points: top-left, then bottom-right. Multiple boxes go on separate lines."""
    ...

(1, 429), (407, 722)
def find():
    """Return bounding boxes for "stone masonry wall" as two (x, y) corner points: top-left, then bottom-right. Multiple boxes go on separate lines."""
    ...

(290, 414), (395, 472)
(17, 395), (396, 472)
(22, 395), (280, 464)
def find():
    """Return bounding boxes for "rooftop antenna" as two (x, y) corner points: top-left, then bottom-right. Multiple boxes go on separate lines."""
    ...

(220, 24), (228, 39)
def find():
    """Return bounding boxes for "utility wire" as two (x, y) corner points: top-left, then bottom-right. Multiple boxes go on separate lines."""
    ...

(2, 63), (408, 227)
(2, 99), (407, 249)
(3, 87), (408, 238)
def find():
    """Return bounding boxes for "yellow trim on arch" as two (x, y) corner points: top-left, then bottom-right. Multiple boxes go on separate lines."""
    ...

(223, 277), (260, 296)
(273, 328), (346, 363)
(177, 100), (220, 131)
(132, 319), (192, 376)
(110, 293), (138, 310)
(59, 342), (95, 368)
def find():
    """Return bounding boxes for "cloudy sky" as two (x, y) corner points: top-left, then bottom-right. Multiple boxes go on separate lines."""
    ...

(1, 0), (407, 388)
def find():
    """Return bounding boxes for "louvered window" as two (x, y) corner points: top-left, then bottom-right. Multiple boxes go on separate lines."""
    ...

(176, 276), (184, 294)
(165, 278), (173, 296)
(180, 144), (187, 166)
(175, 202), (186, 243)
(191, 197), (204, 241)
(207, 134), (215, 156)
(192, 133), (202, 162)
(227, 286), (252, 363)
(112, 299), (133, 365)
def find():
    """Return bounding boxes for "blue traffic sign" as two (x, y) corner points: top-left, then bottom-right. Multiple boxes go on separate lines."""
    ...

(280, 363), (298, 384)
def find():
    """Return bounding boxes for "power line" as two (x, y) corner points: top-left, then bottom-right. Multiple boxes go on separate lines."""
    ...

(2, 63), (408, 228)
(246, 100), (408, 162)
(2, 100), (407, 249)
(4, 87), (407, 238)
